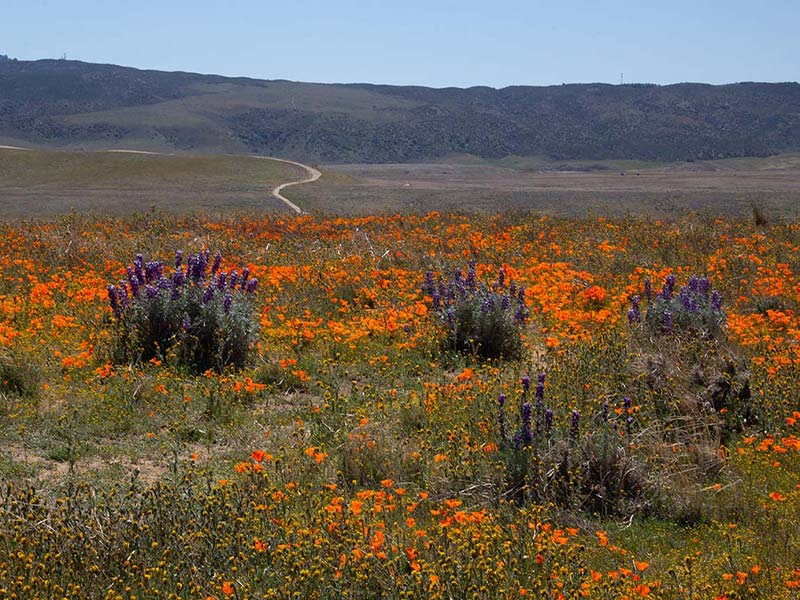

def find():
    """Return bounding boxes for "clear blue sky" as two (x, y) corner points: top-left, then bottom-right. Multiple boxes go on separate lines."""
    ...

(2, 0), (797, 88)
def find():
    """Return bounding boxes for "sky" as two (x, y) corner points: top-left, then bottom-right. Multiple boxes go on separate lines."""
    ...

(1, 0), (797, 88)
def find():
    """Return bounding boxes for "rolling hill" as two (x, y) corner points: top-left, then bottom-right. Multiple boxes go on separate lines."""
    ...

(1, 56), (799, 163)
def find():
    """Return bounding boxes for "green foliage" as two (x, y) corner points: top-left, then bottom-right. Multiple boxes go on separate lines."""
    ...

(424, 263), (527, 360)
(0, 350), (40, 398)
(635, 274), (725, 338)
(108, 251), (259, 373)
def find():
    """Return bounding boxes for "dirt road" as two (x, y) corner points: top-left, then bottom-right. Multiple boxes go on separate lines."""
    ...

(264, 158), (321, 214)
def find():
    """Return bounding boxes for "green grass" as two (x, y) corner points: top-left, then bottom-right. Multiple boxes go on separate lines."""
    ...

(0, 148), (307, 217)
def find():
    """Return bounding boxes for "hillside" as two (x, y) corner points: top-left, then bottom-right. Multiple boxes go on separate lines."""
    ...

(1, 57), (799, 162)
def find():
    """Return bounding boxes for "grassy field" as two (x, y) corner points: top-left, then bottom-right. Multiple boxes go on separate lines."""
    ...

(1, 207), (799, 598)
(6, 148), (800, 220)
(0, 148), (307, 217)
(296, 154), (800, 217)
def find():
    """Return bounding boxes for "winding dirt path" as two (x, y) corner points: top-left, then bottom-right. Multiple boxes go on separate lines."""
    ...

(0, 145), (319, 214)
(265, 157), (320, 214)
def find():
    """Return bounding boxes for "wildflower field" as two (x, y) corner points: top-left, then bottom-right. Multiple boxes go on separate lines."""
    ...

(1, 210), (799, 599)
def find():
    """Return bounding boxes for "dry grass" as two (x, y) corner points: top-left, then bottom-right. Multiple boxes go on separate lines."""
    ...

(0, 147), (306, 217)
(297, 154), (800, 217)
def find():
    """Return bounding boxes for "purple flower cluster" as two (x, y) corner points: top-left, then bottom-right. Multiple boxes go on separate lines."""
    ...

(423, 263), (528, 359)
(629, 274), (724, 336)
(499, 373), (554, 451)
(495, 374), (639, 454)
(569, 410), (581, 439)
(423, 263), (530, 325)
(107, 250), (258, 318)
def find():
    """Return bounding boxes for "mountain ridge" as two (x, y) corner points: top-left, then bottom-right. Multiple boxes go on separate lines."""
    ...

(2, 58), (799, 163)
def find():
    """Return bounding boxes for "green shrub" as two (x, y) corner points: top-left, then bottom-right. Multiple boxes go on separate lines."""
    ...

(423, 262), (528, 360)
(0, 349), (40, 398)
(629, 274), (724, 338)
(107, 250), (259, 373)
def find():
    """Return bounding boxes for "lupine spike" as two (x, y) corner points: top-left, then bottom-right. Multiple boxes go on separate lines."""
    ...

(570, 410), (581, 439)
(521, 401), (533, 446)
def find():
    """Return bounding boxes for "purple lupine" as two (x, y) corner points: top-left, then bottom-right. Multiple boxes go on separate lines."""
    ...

(246, 278), (258, 294)
(145, 261), (162, 283)
(498, 393), (507, 441)
(197, 251), (209, 280)
(203, 285), (215, 304)
(217, 271), (228, 290)
(175, 250), (183, 269)
(570, 410), (581, 439)
(126, 267), (140, 297)
(679, 286), (692, 311)
(628, 295), (641, 323)
(644, 277), (652, 302)
(133, 253), (144, 273)
(145, 285), (159, 299)
(185, 254), (196, 281)
(662, 274), (676, 300)
(544, 408), (554, 433)
(211, 251), (222, 275)
(521, 401), (533, 446)
(181, 314), (192, 331)
(423, 271), (435, 295)
(535, 379), (544, 402)
(698, 277), (710, 298)
(663, 310), (673, 332)
(521, 375), (531, 394)
(501, 294), (511, 310)
(498, 267), (506, 288)
(134, 263), (145, 286)
(514, 303), (528, 325)
(172, 268), (185, 288)
(711, 290), (722, 312)
(192, 251), (209, 281)
(481, 296), (495, 313)
(108, 285), (121, 318)
(466, 260), (477, 290)
(157, 276), (170, 291)
(223, 293), (233, 314)
(602, 401), (609, 422)
(431, 291), (441, 309)
(117, 282), (128, 308)
(509, 281), (517, 297)
(240, 267), (250, 290)
(623, 396), (632, 411)
(229, 270), (239, 289)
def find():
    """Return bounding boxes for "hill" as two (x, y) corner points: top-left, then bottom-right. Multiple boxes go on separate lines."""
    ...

(1, 58), (799, 162)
